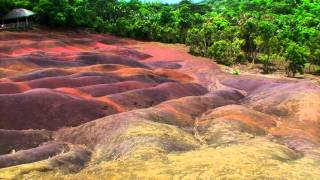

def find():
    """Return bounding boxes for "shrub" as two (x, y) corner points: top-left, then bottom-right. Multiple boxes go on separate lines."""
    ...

(208, 40), (244, 66)
(230, 69), (241, 75)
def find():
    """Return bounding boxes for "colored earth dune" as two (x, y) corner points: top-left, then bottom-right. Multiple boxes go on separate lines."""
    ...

(0, 29), (320, 179)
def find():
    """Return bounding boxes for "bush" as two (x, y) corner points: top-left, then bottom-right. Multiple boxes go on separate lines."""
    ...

(230, 69), (241, 75)
(208, 40), (244, 66)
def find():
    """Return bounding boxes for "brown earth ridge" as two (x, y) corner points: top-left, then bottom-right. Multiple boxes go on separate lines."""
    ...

(0, 29), (319, 179)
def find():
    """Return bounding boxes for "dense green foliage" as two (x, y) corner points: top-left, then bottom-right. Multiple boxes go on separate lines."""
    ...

(1, 0), (319, 76)
(284, 42), (309, 76)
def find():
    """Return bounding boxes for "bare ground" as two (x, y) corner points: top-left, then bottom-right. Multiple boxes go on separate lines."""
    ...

(0, 29), (319, 179)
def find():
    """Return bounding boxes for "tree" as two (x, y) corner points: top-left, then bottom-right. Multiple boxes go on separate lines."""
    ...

(240, 18), (258, 64)
(33, 0), (74, 26)
(186, 28), (205, 55)
(284, 42), (309, 77)
(0, 0), (15, 14)
(255, 20), (281, 73)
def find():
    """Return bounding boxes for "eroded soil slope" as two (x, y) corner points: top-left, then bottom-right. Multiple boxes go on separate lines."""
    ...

(0, 29), (319, 179)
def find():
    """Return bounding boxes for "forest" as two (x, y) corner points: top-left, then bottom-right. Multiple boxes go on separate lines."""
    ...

(1, 0), (319, 77)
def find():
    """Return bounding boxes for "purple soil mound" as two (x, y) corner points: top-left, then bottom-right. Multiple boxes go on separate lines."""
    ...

(76, 81), (157, 97)
(76, 53), (148, 68)
(0, 129), (52, 155)
(11, 68), (74, 82)
(0, 89), (112, 130)
(105, 82), (208, 110)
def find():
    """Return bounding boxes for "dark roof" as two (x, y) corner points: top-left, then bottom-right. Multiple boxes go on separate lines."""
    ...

(3, 8), (35, 20)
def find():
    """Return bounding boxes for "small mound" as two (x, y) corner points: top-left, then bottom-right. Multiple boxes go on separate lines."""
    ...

(105, 82), (208, 111)
(0, 89), (112, 130)
(0, 82), (26, 94)
(0, 58), (39, 75)
(27, 76), (120, 89)
(197, 105), (277, 147)
(10, 68), (73, 82)
(0, 129), (52, 155)
(67, 64), (130, 73)
(59, 81), (157, 97)
(146, 61), (182, 69)
(109, 48), (153, 60)
(15, 55), (84, 68)
(76, 53), (148, 68)
(0, 142), (69, 168)
(154, 68), (194, 83)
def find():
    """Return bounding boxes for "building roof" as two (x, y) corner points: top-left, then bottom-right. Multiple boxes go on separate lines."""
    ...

(3, 8), (36, 20)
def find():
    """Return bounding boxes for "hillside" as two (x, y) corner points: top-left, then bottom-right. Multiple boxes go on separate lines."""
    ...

(0, 29), (319, 179)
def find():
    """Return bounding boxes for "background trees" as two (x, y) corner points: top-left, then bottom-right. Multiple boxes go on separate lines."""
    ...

(1, 0), (319, 76)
